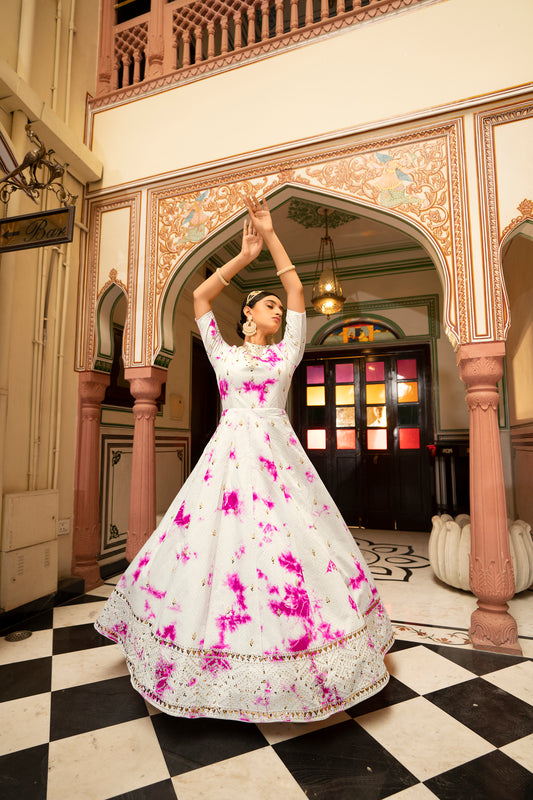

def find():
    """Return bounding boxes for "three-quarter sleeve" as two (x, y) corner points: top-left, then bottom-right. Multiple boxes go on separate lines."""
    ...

(196, 310), (230, 365)
(282, 309), (306, 368)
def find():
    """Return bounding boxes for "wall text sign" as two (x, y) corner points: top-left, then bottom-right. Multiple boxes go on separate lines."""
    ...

(0, 206), (75, 254)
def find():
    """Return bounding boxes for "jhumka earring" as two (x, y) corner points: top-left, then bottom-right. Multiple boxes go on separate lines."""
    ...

(242, 317), (257, 336)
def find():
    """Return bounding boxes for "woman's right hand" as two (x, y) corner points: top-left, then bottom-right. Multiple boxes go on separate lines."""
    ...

(240, 218), (263, 263)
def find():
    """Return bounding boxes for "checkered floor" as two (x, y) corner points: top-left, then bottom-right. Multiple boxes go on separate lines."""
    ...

(1, 565), (533, 798)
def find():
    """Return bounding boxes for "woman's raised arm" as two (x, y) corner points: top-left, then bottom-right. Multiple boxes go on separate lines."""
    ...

(244, 196), (305, 314)
(193, 220), (263, 319)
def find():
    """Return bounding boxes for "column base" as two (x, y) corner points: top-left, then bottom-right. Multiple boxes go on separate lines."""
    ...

(72, 561), (103, 592)
(470, 606), (522, 655)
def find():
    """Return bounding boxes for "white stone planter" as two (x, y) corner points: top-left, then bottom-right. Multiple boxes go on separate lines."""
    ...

(429, 514), (533, 594)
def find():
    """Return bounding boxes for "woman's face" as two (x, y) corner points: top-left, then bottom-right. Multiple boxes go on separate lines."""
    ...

(245, 295), (284, 336)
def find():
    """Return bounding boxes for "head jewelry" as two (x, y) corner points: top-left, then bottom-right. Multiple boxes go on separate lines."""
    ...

(246, 290), (263, 305)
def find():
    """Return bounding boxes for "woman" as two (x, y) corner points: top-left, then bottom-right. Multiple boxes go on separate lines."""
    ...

(95, 196), (393, 722)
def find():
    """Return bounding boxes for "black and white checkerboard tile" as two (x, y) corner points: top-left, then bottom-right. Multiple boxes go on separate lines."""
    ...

(1, 578), (532, 800)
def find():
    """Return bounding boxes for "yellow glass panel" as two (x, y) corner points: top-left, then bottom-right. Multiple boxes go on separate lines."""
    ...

(367, 429), (387, 450)
(336, 407), (355, 428)
(398, 381), (419, 403)
(307, 429), (326, 449)
(307, 386), (325, 406)
(337, 429), (356, 449)
(366, 383), (386, 405)
(367, 406), (387, 428)
(335, 384), (354, 405)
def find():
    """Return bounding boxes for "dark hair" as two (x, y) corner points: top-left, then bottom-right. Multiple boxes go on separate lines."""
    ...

(236, 291), (282, 339)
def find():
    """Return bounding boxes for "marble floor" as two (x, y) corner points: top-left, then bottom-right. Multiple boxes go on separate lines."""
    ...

(0, 530), (532, 800)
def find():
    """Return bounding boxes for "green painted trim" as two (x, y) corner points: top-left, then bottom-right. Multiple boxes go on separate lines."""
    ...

(308, 294), (440, 338)
(96, 290), (125, 360)
(311, 314), (406, 345)
(154, 353), (172, 368)
(94, 360), (112, 373)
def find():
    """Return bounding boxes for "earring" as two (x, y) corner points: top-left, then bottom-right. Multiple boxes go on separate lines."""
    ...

(242, 317), (257, 336)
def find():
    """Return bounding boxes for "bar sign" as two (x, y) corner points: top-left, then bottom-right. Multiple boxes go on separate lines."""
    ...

(0, 206), (75, 254)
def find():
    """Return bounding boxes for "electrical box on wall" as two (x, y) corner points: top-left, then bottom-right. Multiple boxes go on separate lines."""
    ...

(1, 490), (59, 550)
(0, 490), (59, 611)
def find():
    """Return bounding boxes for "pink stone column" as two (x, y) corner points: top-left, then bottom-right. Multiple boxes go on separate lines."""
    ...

(457, 342), (522, 654)
(124, 366), (166, 561)
(72, 371), (110, 590)
(96, 0), (115, 94)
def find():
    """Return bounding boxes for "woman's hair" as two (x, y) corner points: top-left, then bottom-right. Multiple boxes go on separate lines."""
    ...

(236, 291), (282, 339)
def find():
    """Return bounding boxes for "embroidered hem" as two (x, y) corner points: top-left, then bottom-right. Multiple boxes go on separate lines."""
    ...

(95, 588), (394, 723)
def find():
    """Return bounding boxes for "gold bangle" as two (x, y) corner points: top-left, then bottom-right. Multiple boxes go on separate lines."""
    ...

(276, 265), (296, 277)
(216, 267), (230, 286)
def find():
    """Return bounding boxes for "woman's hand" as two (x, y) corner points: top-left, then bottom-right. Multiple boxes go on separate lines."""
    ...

(240, 218), (263, 263)
(244, 195), (274, 238)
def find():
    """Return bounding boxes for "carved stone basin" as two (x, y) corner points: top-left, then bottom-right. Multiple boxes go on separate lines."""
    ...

(429, 514), (533, 594)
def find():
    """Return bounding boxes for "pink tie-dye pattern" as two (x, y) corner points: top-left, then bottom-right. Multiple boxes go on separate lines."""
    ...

(229, 448), (236, 460)
(227, 573), (247, 610)
(201, 650), (232, 676)
(219, 378), (228, 399)
(132, 552), (151, 583)
(141, 584), (167, 599)
(326, 560), (337, 573)
(174, 502), (190, 528)
(219, 490), (243, 516)
(242, 378), (276, 405)
(280, 484), (292, 501)
(154, 656), (175, 697)
(349, 562), (369, 590)
(259, 456), (278, 481)
(203, 468), (212, 483)
(157, 624), (176, 641)
(305, 471), (315, 482)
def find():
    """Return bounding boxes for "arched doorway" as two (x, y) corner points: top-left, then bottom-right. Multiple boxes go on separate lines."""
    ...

(158, 188), (453, 533)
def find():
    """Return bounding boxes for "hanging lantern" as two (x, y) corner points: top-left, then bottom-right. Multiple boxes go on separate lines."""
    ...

(311, 209), (345, 318)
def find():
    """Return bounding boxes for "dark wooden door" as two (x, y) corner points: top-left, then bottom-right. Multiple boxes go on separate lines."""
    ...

(293, 344), (434, 531)
(190, 335), (219, 469)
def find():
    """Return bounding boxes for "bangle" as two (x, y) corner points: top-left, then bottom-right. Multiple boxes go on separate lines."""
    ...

(276, 265), (296, 277)
(216, 267), (230, 287)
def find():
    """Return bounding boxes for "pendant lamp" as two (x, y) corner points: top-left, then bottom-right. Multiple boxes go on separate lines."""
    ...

(311, 208), (345, 318)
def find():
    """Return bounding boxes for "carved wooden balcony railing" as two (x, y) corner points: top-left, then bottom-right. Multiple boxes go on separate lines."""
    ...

(95, 0), (429, 106)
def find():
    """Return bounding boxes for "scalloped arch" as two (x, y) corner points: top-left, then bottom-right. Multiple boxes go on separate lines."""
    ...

(155, 183), (449, 363)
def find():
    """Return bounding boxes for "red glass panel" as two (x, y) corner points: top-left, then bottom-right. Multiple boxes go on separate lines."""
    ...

(335, 363), (354, 383)
(307, 365), (324, 384)
(397, 359), (417, 380)
(367, 429), (387, 450)
(399, 428), (420, 449)
(307, 429), (326, 449)
(366, 361), (385, 382)
(336, 429), (356, 449)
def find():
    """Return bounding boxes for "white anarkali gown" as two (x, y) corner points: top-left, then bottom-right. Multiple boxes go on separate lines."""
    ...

(95, 308), (393, 722)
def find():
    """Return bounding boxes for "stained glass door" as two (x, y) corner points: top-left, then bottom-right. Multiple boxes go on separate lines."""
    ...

(294, 345), (433, 531)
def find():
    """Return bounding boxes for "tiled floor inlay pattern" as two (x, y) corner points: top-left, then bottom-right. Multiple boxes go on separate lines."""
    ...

(1, 530), (531, 799)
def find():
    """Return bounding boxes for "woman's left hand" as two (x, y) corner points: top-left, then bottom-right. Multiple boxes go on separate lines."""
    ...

(244, 195), (274, 237)
(240, 219), (263, 263)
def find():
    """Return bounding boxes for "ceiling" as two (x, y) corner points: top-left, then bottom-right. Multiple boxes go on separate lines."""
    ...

(207, 195), (435, 292)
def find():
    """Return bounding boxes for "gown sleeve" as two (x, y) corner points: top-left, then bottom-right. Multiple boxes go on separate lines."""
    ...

(196, 310), (230, 365)
(282, 309), (307, 368)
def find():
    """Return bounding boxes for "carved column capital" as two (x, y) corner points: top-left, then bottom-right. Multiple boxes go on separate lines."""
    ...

(457, 342), (505, 387)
